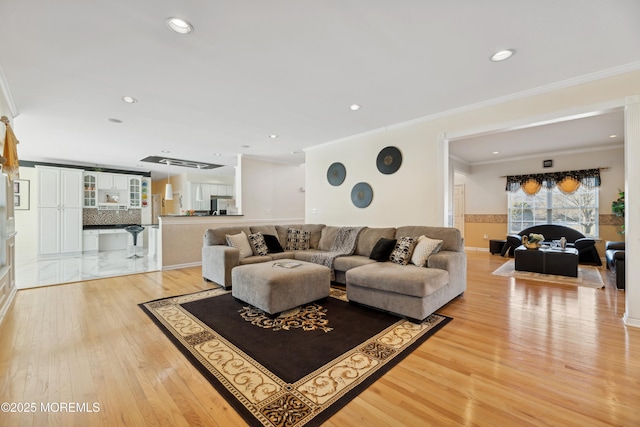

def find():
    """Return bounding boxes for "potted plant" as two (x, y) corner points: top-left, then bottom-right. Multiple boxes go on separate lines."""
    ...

(611, 190), (625, 234)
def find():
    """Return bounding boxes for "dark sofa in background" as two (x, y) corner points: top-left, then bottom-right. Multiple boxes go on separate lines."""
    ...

(605, 241), (625, 290)
(501, 224), (601, 265)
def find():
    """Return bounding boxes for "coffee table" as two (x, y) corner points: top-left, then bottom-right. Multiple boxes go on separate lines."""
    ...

(231, 260), (331, 315)
(514, 245), (579, 277)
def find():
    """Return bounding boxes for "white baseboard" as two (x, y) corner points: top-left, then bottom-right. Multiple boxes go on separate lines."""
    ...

(162, 261), (202, 271)
(465, 247), (490, 252)
(0, 286), (17, 326)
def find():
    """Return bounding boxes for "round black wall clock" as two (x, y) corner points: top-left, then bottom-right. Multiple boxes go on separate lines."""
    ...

(376, 146), (402, 174)
(351, 182), (373, 208)
(327, 162), (346, 186)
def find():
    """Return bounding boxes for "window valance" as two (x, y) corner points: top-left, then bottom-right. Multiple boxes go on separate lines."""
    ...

(505, 168), (602, 194)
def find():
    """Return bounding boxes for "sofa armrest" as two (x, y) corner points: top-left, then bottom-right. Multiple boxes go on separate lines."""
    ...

(573, 237), (595, 250)
(202, 245), (240, 289)
(606, 241), (625, 251)
(427, 251), (467, 294)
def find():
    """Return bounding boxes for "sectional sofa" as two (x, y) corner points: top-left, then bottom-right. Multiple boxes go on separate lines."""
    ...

(202, 224), (466, 321)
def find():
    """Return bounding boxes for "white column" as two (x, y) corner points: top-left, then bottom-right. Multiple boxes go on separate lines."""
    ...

(624, 95), (640, 328)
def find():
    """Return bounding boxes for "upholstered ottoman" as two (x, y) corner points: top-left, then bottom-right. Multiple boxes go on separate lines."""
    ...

(231, 260), (331, 315)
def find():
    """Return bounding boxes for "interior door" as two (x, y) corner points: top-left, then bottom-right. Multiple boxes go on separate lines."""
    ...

(453, 184), (465, 237)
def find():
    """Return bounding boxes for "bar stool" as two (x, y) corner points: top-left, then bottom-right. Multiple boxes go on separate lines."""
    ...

(125, 225), (145, 259)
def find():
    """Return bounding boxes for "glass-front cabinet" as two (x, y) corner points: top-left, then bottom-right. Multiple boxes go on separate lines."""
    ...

(83, 172), (97, 208)
(129, 176), (141, 208)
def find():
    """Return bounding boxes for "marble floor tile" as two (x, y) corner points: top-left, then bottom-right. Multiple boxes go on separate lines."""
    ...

(16, 248), (161, 289)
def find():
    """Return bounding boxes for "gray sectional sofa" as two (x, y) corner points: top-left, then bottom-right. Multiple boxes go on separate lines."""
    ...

(202, 223), (466, 321)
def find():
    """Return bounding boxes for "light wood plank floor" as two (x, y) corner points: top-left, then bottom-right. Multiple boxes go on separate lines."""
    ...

(1, 251), (638, 426)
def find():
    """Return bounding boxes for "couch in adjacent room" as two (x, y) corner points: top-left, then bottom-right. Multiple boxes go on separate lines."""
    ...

(501, 224), (601, 265)
(201, 224), (466, 322)
(605, 241), (625, 290)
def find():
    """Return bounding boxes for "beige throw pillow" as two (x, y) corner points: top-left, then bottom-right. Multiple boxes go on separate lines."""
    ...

(226, 231), (254, 259)
(411, 235), (443, 267)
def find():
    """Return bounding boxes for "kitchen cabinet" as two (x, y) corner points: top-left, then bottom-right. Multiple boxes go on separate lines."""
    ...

(83, 172), (97, 208)
(129, 176), (141, 208)
(83, 230), (99, 252)
(186, 182), (234, 210)
(98, 173), (128, 190)
(37, 166), (83, 255)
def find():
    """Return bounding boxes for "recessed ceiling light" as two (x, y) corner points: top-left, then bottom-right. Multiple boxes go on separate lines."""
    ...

(350, 104), (361, 111)
(107, 118), (122, 123)
(269, 134), (279, 139)
(492, 151), (500, 155)
(161, 150), (171, 153)
(166, 17), (193, 34)
(122, 96), (137, 104)
(214, 153), (222, 156)
(290, 151), (301, 154)
(610, 134), (618, 138)
(241, 145), (251, 148)
(490, 49), (515, 62)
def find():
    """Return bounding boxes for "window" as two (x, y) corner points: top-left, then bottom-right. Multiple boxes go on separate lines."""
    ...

(508, 185), (599, 237)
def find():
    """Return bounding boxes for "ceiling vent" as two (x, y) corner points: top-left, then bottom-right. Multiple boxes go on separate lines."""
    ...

(140, 156), (223, 169)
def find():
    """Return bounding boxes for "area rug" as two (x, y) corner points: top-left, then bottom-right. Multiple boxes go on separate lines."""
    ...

(492, 259), (605, 289)
(140, 287), (451, 427)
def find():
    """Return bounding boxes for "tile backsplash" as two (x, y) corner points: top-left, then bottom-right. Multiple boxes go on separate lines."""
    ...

(83, 209), (142, 226)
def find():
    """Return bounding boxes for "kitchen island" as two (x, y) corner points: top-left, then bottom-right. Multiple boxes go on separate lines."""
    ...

(158, 215), (303, 270)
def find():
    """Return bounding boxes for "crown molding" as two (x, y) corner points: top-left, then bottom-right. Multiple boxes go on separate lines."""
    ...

(311, 61), (640, 150)
(0, 63), (19, 118)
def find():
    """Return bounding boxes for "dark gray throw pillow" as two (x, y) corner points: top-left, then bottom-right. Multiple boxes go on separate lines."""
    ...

(263, 234), (284, 253)
(369, 238), (397, 262)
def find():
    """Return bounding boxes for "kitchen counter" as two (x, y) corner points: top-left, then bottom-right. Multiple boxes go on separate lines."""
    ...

(83, 224), (156, 230)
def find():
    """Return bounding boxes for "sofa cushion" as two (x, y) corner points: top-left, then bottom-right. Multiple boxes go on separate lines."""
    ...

(318, 226), (341, 251)
(411, 235), (443, 267)
(226, 231), (254, 259)
(292, 249), (326, 262)
(389, 236), (417, 265)
(346, 263), (448, 298)
(334, 255), (377, 272)
(204, 226), (253, 246)
(263, 234), (284, 253)
(285, 228), (311, 251)
(248, 232), (269, 256)
(355, 227), (396, 257)
(250, 224), (278, 237)
(369, 238), (397, 262)
(395, 226), (463, 252)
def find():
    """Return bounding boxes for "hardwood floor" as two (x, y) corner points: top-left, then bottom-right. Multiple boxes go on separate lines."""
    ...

(1, 251), (638, 426)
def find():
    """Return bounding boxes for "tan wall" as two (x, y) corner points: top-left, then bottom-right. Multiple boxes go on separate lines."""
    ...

(465, 214), (624, 258)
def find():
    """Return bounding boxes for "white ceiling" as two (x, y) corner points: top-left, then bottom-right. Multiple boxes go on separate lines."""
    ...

(1, 1), (639, 177)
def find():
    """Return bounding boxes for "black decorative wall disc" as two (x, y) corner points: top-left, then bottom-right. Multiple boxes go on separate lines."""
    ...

(351, 182), (373, 208)
(327, 162), (346, 186)
(376, 146), (402, 174)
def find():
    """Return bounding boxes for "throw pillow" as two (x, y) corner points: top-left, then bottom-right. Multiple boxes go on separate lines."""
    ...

(225, 231), (254, 259)
(248, 232), (268, 256)
(410, 235), (443, 267)
(263, 234), (284, 253)
(389, 236), (418, 265)
(285, 228), (311, 251)
(369, 238), (397, 262)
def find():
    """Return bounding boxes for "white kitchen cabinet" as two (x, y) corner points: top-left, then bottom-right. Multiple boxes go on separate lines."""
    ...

(83, 230), (99, 252)
(37, 166), (83, 255)
(129, 176), (141, 208)
(83, 172), (97, 208)
(97, 173), (128, 190)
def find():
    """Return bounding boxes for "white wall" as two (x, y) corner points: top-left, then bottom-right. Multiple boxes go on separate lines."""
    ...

(459, 147), (624, 215)
(238, 156), (305, 220)
(13, 167), (37, 255)
(305, 70), (640, 228)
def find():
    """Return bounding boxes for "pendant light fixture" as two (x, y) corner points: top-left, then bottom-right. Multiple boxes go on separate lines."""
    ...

(195, 164), (204, 202)
(164, 160), (173, 200)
